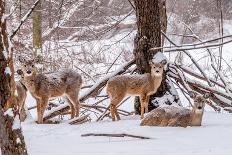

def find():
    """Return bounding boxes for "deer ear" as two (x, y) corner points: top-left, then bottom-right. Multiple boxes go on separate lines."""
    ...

(189, 91), (196, 99)
(17, 69), (23, 75)
(18, 56), (25, 63)
(161, 59), (167, 65)
(149, 60), (154, 65)
(33, 57), (40, 63)
(203, 93), (210, 99)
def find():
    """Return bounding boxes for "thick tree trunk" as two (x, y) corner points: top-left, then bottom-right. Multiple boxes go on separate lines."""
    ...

(133, 0), (169, 114)
(0, 1), (28, 154)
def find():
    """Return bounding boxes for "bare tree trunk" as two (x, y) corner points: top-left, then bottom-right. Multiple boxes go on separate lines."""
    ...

(33, 0), (42, 58)
(133, 0), (169, 114)
(159, 0), (167, 46)
(0, 1), (28, 154)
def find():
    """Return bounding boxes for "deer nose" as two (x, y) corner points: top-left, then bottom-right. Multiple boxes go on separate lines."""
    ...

(197, 106), (202, 109)
(156, 70), (159, 73)
(27, 70), (31, 74)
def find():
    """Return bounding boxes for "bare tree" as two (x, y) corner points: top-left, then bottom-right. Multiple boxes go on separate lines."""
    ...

(0, 1), (28, 154)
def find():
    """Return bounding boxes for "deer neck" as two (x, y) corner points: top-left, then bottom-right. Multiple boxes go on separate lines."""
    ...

(21, 73), (37, 93)
(190, 109), (204, 126)
(150, 74), (162, 89)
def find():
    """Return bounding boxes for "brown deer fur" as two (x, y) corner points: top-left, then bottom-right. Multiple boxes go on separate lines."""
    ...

(17, 59), (82, 124)
(140, 95), (207, 127)
(107, 61), (165, 121)
(15, 81), (27, 121)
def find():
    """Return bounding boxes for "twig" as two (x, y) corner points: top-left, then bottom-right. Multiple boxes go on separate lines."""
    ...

(168, 69), (232, 103)
(96, 97), (131, 121)
(105, 51), (123, 74)
(127, 0), (135, 10)
(74, 65), (96, 82)
(162, 32), (213, 87)
(150, 37), (232, 53)
(81, 133), (151, 139)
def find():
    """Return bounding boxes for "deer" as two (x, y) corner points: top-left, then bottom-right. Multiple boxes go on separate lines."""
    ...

(140, 94), (208, 127)
(106, 60), (166, 121)
(15, 81), (27, 121)
(17, 58), (82, 124)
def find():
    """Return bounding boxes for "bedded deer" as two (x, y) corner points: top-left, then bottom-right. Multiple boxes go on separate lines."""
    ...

(140, 94), (207, 127)
(17, 58), (82, 124)
(107, 60), (166, 121)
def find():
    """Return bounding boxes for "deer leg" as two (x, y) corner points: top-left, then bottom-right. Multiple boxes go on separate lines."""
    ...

(145, 95), (150, 113)
(139, 95), (147, 119)
(38, 98), (48, 124)
(36, 98), (41, 123)
(75, 97), (80, 117)
(18, 100), (25, 121)
(20, 95), (27, 121)
(109, 94), (124, 121)
(115, 108), (121, 120)
(110, 104), (116, 121)
(66, 97), (75, 118)
(66, 93), (80, 118)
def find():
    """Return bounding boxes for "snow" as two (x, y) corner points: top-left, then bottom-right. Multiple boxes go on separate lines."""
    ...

(4, 108), (14, 117)
(4, 66), (11, 76)
(152, 52), (167, 63)
(22, 112), (232, 155)
(8, 6), (232, 155)
(12, 115), (21, 130)
(16, 138), (21, 144)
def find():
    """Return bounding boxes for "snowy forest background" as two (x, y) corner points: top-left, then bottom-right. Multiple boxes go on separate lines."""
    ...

(1, 0), (232, 154)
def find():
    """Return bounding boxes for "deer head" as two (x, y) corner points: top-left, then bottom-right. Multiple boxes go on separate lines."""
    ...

(192, 94), (209, 113)
(149, 60), (166, 77)
(17, 57), (39, 77)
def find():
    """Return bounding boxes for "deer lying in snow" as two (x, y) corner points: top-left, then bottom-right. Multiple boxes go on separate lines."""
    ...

(15, 81), (27, 121)
(107, 60), (166, 121)
(140, 94), (208, 127)
(17, 58), (82, 124)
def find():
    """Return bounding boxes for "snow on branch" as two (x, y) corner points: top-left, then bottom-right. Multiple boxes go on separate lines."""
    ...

(161, 31), (213, 87)
(152, 51), (167, 63)
(42, 0), (84, 41)
(10, 0), (41, 40)
(149, 34), (232, 53)
(168, 66), (232, 106)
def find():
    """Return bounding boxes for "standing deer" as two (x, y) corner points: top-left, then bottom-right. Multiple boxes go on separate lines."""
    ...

(140, 94), (207, 127)
(17, 58), (82, 124)
(107, 60), (166, 121)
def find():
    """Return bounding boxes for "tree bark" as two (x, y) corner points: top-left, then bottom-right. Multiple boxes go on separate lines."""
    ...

(33, 0), (42, 58)
(133, 0), (169, 114)
(159, 0), (167, 46)
(0, 1), (28, 154)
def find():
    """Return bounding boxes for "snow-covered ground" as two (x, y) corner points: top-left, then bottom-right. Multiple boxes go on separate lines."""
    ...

(23, 112), (232, 155)
(14, 12), (232, 155)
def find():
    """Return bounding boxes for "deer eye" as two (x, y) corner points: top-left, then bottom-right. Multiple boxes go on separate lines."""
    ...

(32, 65), (34, 67)
(24, 65), (26, 67)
